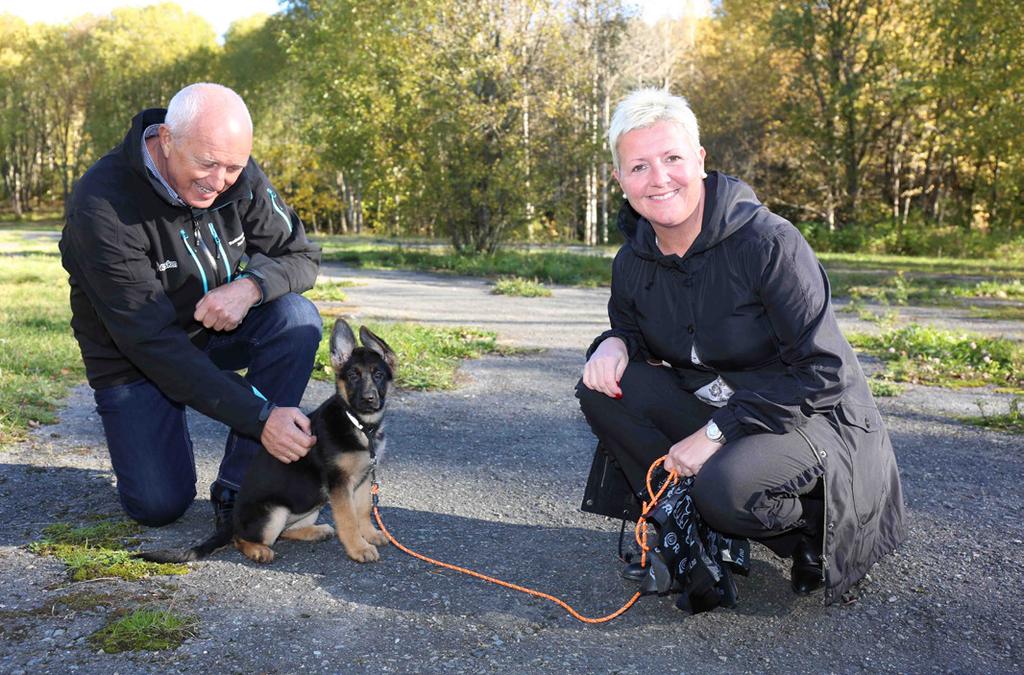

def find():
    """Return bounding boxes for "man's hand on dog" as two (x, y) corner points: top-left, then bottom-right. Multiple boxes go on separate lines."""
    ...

(194, 277), (262, 332)
(261, 407), (316, 463)
(583, 336), (628, 398)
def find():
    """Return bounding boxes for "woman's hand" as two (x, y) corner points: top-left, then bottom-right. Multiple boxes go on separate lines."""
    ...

(583, 337), (628, 398)
(664, 426), (722, 477)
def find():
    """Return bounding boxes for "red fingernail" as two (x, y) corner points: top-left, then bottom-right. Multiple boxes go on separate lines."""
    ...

(614, 392), (623, 399)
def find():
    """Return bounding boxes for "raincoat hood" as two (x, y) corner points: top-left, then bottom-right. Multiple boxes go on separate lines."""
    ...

(616, 172), (765, 265)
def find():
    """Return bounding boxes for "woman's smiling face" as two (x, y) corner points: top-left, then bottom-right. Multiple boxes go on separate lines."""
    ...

(613, 120), (706, 232)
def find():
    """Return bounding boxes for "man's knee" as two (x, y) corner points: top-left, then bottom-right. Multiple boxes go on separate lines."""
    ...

(264, 293), (322, 352)
(120, 485), (195, 528)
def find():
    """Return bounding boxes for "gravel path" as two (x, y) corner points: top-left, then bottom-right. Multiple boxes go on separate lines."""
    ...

(1, 262), (1022, 673)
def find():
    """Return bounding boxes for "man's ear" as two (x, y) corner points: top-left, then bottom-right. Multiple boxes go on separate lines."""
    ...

(158, 124), (173, 158)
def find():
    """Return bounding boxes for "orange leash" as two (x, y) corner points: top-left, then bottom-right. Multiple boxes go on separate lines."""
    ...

(369, 457), (678, 624)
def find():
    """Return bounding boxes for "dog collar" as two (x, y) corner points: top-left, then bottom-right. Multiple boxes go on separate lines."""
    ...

(344, 409), (364, 430)
(344, 408), (381, 459)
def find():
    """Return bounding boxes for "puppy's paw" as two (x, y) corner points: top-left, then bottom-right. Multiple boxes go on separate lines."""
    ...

(311, 524), (336, 541)
(345, 541), (380, 563)
(361, 527), (389, 546)
(236, 539), (275, 563)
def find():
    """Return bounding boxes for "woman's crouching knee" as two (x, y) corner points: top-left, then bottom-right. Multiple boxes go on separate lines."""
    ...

(690, 469), (752, 536)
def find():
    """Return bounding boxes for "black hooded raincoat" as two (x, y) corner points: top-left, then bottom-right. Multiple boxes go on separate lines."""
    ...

(588, 172), (906, 603)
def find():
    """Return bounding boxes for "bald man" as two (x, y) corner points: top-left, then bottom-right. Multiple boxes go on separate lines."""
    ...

(60, 83), (323, 528)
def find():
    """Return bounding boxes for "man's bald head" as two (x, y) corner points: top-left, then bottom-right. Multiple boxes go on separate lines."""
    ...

(165, 83), (252, 139)
(157, 83), (254, 209)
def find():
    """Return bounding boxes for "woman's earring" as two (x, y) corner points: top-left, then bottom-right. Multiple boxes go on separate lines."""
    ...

(701, 169), (708, 179)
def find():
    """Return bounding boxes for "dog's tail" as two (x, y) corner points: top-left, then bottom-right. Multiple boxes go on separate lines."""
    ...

(135, 520), (234, 564)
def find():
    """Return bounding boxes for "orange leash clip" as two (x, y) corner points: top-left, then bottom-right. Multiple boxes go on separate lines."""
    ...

(369, 456), (678, 624)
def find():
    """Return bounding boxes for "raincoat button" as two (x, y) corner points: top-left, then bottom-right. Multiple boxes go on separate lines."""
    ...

(827, 522), (835, 530)
(687, 325), (695, 334)
(819, 449), (827, 458)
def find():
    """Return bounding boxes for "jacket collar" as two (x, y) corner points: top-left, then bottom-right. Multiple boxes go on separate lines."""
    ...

(122, 108), (254, 214)
(616, 172), (764, 265)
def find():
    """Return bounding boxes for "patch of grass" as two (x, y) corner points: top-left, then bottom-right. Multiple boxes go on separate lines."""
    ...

(848, 324), (1024, 391)
(962, 397), (1024, 434)
(320, 241), (612, 287)
(0, 231), (83, 446)
(34, 519), (143, 548)
(28, 519), (189, 582)
(305, 279), (360, 302)
(0, 214), (63, 229)
(819, 251), (1024, 277)
(868, 378), (905, 397)
(314, 320), (503, 390)
(90, 608), (197, 653)
(828, 265), (1024, 312)
(491, 276), (552, 297)
(968, 305), (1024, 322)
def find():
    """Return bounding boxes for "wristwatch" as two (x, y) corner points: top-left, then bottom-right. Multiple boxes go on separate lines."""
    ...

(705, 420), (726, 444)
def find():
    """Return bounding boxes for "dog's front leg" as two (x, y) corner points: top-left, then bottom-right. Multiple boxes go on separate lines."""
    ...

(329, 485), (379, 562)
(354, 479), (388, 547)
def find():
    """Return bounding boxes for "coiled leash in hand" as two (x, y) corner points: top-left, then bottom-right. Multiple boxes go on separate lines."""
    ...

(369, 456), (679, 624)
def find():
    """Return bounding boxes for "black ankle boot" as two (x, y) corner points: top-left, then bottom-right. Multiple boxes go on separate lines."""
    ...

(621, 559), (649, 582)
(791, 537), (824, 595)
(210, 484), (236, 531)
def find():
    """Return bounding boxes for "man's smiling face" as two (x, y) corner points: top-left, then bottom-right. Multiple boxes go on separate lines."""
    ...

(159, 110), (252, 209)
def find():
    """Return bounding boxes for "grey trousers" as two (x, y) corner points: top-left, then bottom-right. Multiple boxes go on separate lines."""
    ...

(576, 361), (824, 558)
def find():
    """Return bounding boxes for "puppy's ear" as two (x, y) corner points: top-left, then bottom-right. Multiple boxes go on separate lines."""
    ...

(330, 319), (357, 371)
(359, 326), (398, 372)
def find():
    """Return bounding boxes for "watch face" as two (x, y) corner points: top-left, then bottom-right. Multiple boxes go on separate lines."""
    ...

(706, 421), (723, 441)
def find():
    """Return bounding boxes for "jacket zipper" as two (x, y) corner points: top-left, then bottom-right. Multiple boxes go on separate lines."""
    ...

(267, 188), (292, 233)
(179, 229), (209, 294)
(207, 222), (233, 283)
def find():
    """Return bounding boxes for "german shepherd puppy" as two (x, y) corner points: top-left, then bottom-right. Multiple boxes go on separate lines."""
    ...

(139, 318), (396, 564)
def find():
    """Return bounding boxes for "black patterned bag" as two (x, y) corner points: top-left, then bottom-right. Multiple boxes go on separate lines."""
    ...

(639, 476), (751, 614)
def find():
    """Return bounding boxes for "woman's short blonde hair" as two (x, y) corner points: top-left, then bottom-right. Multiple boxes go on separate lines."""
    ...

(608, 88), (701, 171)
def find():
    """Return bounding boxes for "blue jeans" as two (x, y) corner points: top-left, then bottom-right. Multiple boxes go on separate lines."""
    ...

(93, 293), (322, 527)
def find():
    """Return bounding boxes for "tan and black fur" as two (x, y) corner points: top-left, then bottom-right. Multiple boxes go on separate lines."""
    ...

(138, 318), (396, 565)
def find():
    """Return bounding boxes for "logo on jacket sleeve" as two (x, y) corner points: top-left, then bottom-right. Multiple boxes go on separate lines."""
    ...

(156, 259), (178, 272)
(228, 233), (245, 247)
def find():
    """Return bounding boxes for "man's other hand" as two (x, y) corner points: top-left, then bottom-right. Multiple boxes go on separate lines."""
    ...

(194, 277), (262, 331)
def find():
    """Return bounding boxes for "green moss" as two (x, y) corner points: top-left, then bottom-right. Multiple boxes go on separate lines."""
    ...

(28, 519), (189, 581)
(90, 608), (197, 653)
(35, 519), (143, 548)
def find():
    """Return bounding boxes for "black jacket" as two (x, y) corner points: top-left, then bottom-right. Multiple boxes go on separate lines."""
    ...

(590, 173), (906, 602)
(60, 109), (321, 440)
